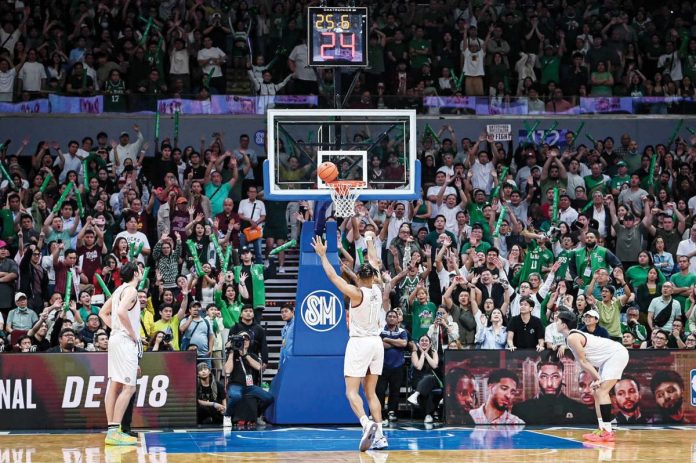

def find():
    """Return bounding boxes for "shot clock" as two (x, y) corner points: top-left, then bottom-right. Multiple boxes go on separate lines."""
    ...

(307, 6), (368, 67)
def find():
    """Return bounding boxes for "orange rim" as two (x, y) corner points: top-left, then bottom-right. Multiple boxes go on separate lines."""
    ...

(327, 180), (366, 196)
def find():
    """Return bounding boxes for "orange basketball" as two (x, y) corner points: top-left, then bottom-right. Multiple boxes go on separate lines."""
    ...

(317, 161), (339, 183)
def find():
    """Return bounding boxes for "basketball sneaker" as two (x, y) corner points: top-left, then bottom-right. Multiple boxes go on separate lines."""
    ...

(105, 428), (137, 446)
(583, 429), (615, 442)
(388, 411), (397, 422)
(370, 436), (389, 450)
(359, 421), (378, 452)
(223, 416), (232, 428)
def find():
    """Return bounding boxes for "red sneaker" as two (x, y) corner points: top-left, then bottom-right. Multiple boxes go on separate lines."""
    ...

(583, 430), (615, 442)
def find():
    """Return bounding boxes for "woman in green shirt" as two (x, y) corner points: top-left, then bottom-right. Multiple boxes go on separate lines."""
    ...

(214, 272), (249, 331)
(408, 285), (436, 341)
(590, 61), (614, 96)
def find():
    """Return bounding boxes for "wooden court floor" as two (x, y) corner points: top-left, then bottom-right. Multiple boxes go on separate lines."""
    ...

(0, 427), (692, 463)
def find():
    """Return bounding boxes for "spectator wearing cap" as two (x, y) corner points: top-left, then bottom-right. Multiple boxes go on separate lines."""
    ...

(606, 200), (645, 267)
(580, 309), (610, 338)
(110, 125), (144, 173)
(6, 292), (38, 341)
(0, 240), (19, 321)
(609, 161), (630, 195)
(590, 272), (632, 341)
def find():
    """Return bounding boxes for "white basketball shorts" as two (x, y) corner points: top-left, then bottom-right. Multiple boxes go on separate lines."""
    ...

(599, 348), (629, 382)
(108, 333), (140, 386)
(344, 336), (384, 377)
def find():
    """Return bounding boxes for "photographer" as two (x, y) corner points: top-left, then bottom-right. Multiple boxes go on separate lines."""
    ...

(148, 331), (174, 352)
(222, 331), (273, 428)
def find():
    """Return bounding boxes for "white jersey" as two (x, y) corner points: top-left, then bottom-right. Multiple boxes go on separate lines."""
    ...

(349, 285), (384, 338)
(110, 284), (141, 338)
(568, 329), (626, 367)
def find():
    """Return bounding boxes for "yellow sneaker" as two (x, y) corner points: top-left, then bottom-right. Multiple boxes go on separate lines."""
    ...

(105, 429), (138, 446)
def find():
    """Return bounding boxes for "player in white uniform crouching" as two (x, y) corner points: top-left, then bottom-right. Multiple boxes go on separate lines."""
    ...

(312, 234), (388, 452)
(99, 262), (143, 446)
(557, 311), (629, 443)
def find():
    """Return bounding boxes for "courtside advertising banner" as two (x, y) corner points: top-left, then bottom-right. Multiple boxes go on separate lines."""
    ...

(0, 352), (196, 429)
(445, 349), (696, 426)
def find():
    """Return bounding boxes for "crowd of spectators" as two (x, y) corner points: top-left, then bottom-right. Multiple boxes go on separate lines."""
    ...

(2, 0), (696, 428)
(1, 1), (696, 112)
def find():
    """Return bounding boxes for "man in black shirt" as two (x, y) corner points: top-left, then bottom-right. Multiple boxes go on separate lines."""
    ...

(229, 306), (268, 368)
(506, 296), (545, 351)
(513, 353), (595, 424)
(223, 332), (273, 428)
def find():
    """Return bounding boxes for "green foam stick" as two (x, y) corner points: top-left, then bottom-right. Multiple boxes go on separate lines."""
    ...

(63, 271), (73, 311)
(130, 242), (145, 261)
(0, 162), (11, 182)
(95, 273), (112, 297)
(82, 159), (89, 187)
(155, 109), (161, 140)
(269, 239), (296, 256)
(493, 207), (507, 238)
(571, 121), (585, 143)
(74, 185), (84, 216)
(357, 247), (365, 265)
(204, 67), (215, 89)
(541, 121), (559, 142)
(186, 239), (205, 277)
(52, 181), (74, 213)
(524, 121), (540, 144)
(488, 166), (509, 201)
(585, 133), (597, 145)
(39, 173), (52, 193)
(648, 154), (657, 186)
(222, 246), (231, 273)
(138, 267), (150, 290)
(667, 119), (684, 146)
(581, 200), (594, 214)
(552, 187), (559, 224)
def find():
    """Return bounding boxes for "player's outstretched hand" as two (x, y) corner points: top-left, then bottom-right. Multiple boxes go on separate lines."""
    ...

(311, 235), (326, 257)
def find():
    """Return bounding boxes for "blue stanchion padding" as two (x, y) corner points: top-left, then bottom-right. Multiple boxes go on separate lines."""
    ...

(292, 220), (349, 356)
(267, 355), (357, 424)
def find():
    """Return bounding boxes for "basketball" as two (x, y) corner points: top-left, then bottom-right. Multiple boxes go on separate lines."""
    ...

(317, 161), (339, 183)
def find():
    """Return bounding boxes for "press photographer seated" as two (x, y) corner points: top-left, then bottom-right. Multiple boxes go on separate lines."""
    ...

(223, 331), (273, 429)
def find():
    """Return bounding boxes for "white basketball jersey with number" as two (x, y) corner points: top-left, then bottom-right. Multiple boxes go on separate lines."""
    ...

(110, 284), (141, 338)
(569, 329), (626, 366)
(349, 284), (384, 337)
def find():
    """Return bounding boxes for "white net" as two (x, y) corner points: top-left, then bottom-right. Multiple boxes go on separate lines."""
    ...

(328, 181), (366, 218)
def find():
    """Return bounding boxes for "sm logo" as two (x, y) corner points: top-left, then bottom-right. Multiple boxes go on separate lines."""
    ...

(691, 369), (696, 406)
(300, 290), (343, 332)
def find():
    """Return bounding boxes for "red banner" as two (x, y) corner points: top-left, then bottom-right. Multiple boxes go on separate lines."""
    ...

(0, 352), (196, 430)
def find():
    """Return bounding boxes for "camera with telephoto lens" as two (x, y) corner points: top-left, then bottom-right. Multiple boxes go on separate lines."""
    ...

(545, 226), (561, 240)
(228, 335), (245, 351)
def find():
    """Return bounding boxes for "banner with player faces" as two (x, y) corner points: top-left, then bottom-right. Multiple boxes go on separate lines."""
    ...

(0, 352), (196, 430)
(444, 349), (696, 426)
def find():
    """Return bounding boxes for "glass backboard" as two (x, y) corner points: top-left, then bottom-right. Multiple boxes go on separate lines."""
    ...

(262, 109), (419, 201)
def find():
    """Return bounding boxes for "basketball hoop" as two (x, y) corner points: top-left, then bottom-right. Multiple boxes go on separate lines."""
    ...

(327, 180), (366, 218)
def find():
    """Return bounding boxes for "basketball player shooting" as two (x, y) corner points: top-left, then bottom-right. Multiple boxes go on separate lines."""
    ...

(99, 262), (143, 446)
(311, 232), (388, 452)
(557, 311), (629, 442)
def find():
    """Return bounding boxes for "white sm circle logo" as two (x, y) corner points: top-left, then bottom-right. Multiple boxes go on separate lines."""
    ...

(300, 290), (343, 332)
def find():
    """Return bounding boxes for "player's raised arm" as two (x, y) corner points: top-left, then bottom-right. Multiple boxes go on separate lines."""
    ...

(312, 236), (362, 304)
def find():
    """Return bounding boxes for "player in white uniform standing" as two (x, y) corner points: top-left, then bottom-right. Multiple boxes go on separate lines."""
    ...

(100, 262), (143, 446)
(312, 233), (388, 452)
(557, 311), (629, 443)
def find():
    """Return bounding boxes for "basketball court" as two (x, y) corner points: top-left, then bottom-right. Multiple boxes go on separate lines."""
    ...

(1, 426), (692, 463)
